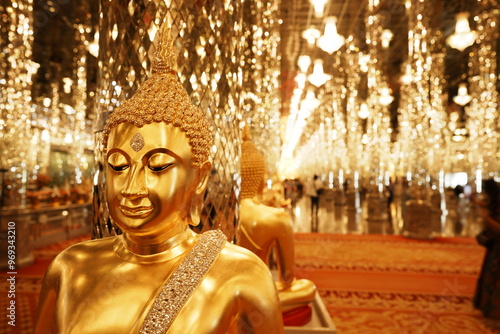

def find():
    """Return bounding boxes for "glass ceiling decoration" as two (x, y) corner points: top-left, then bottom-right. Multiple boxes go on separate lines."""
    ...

(241, 0), (282, 177)
(0, 0), (36, 207)
(0, 0), (498, 234)
(278, 0), (499, 188)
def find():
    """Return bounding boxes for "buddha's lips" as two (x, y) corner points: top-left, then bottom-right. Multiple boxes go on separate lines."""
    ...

(119, 205), (154, 217)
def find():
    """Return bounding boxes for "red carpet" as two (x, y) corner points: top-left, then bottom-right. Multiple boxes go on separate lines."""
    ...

(294, 233), (500, 334)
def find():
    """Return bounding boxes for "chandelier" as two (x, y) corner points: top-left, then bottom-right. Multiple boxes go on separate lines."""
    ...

(317, 16), (345, 54)
(302, 26), (321, 45)
(308, 59), (331, 87)
(88, 31), (99, 58)
(379, 87), (394, 106)
(358, 102), (370, 119)
(381, 29), (393, 48)
(297, 55), (312, 73)
(446, 12), (477, 51)
(453, 82), (472, 106)
(400, 63), (412, 85)
(358, 53), (370, 73)
(310, 0), (328, 18)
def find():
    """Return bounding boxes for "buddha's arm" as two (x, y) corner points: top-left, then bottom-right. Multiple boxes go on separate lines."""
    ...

(231, 251), (284, 333)
(272, 211), (296, 284)
(34, 261), (60, 334)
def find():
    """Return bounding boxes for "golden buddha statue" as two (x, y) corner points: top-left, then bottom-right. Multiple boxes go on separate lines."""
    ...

(35, 26), (283, 334)
(237, 128), (316, 316)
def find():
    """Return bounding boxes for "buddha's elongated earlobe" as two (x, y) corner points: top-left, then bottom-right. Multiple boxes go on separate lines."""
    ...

(189, 194), (203, 226)
(189, 161), (211, 226)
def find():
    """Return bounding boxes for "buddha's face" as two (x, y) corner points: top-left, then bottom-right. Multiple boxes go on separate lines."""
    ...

(105, 122), (208, 239)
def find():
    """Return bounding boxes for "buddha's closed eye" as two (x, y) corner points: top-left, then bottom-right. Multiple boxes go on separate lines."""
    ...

(107, 152), (129, 172)
(109, 164), (129, 172)
(147, 153), (174, 172)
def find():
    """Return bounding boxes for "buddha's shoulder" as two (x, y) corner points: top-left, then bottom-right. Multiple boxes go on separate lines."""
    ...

(52, 236), (117, 263)
(216, 242), (270, 273)
(212, 243), (276, 294)
(43, 237), (117, 279)
(241, 200), (290, 222)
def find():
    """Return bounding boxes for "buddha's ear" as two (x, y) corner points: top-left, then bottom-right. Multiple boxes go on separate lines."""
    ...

(195, 161), (212, 195)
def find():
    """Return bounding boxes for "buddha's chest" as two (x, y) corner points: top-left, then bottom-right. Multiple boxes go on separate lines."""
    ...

(57, 264), (173, 333)
(56, 262), (235, 333)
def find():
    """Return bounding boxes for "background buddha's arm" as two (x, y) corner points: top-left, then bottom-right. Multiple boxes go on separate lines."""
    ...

(273, 211), (296, 285)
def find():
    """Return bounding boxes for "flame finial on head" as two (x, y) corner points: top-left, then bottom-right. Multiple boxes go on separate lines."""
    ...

(242, 124), (252, 141)
(152, 25), (176, 75)
(241, 125), (267, 199)
(102, 22), (212, 169)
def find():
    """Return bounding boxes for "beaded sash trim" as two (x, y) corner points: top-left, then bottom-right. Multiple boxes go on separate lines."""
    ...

(139, 229), (227, 334)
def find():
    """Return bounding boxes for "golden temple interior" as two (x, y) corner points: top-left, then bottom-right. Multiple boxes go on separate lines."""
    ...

(0, 0), (500, 332)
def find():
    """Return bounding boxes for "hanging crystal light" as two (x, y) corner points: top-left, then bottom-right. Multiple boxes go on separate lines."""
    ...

(453, 82), (472, 106)
(295, 73), (307, 89)
(310, 0), (329, 18)
(400, 63), (413, 85)
(308, 59), (331, 87)
(297, 55), (312, 73)
(381, 29), (393, 48)
(379, 86), (394, 106)
(302, 26), (321, 45)
(358, 53), (370, 72)
(88, 31), (99, 58)
(358, 102), (370, 119)
(301, 89), (320, 112)
(317, 16), (345, 54)
(446, 12), (477, 51)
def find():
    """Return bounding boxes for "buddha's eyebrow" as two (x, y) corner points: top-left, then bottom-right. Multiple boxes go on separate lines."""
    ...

(143, 148), (184, 164)
(106, 148), (129, 160)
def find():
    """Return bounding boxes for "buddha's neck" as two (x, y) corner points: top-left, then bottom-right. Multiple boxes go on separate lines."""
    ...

(116, 228), (195, 263)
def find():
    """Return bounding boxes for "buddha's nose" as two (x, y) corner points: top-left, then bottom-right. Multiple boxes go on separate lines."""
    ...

(121, 164), (148, 199)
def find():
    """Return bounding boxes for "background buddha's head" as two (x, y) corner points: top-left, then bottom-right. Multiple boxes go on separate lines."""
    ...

(240, 126), (267, 199)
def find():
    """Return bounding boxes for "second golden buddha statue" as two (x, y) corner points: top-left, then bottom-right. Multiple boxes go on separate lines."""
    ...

(238, 127), (316, 317)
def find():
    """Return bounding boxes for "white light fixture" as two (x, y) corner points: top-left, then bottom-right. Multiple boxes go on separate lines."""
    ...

(449, 111), (460, 122)
(358, 53), (370, 72)
(310, 0), (328, 18)
(379, 87), (394, 106)
(41, 129), (50, 142)
(317, 16), (345, 54)
(381, 29), (393, 48)
(302, 27), (321, 45)
(358, 103), (370, 119)
(88, 31), (99, 58)
(64, 133), (73, 144)
(63, 104), (76, 115)
(400, 63), (412, 85)
(295, 73), (307, 89)
(301, 89), (320, 113)
(453, 82), (472, 106)
(446, 12), (477, 51)
(308, 59), (331, 87)
(297, 55), (312, 73)
(42, 97), (51, 107)
(62, 77), (73, 94)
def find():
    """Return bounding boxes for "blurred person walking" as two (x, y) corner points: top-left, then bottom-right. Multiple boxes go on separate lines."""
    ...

(305, 175), (323, 232)
(473, 178), (500, 325)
